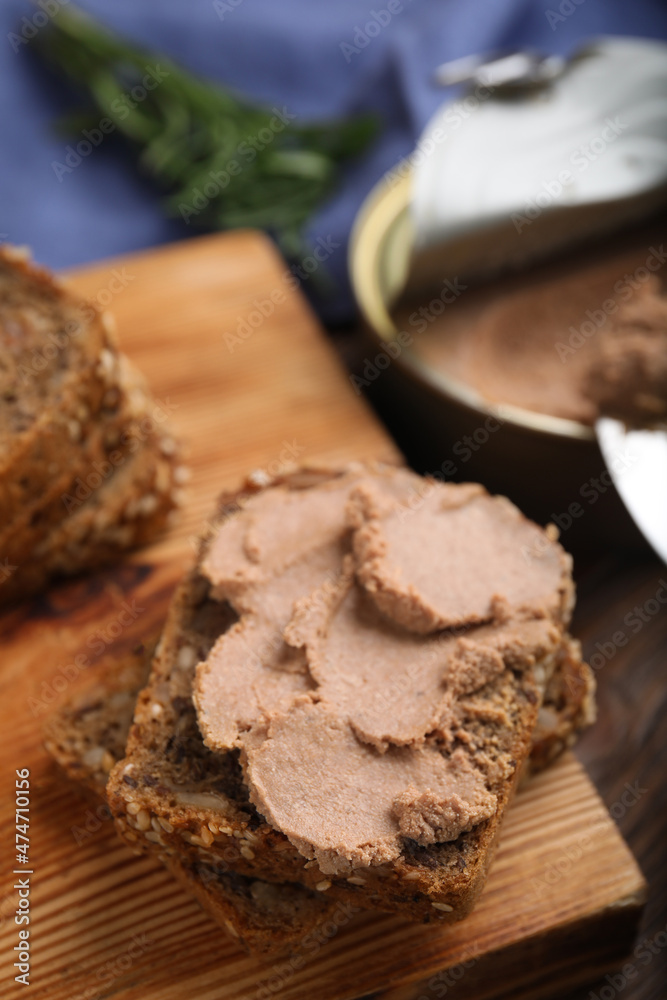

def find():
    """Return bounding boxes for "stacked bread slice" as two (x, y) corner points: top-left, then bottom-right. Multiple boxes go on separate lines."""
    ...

(44, 641), (339, 956)
(45, 466), (595, 956)
(0, 246), (184, 607)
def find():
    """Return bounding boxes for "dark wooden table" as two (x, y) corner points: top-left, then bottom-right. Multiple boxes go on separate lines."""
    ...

(568, 552), (667, 1000)
(334, 326), (667, 1000)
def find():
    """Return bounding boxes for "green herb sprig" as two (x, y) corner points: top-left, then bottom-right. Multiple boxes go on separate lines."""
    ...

(32, 5), (379, 261)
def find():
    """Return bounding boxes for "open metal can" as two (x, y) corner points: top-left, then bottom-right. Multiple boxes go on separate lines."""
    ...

(349, 172), (649, 553)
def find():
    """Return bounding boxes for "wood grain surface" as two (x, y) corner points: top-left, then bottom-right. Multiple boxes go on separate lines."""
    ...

(565, 555), (667, 1000)
(0, 231), (650, 1000)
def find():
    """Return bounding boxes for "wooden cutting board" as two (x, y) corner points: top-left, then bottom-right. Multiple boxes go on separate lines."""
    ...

(0, 232), (646, 1000)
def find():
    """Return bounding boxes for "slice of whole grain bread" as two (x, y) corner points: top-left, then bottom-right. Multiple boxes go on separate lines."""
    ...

(44, 617), (593, 952)
(44, 641), (339, 957)
(4, 422), (182, 607)
(0, 247), (184, 608)
(106, 467), (593, 924)
(0, 245), (119, 523)
(0, 355), (170, 552)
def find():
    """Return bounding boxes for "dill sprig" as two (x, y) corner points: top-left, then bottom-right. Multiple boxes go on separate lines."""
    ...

(31, 5), (379, 261)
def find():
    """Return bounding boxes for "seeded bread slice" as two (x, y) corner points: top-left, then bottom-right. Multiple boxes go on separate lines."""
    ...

(107, 468), (591, 924)
(0, 348), (144, 527)
(0, 343), (128, 551)
(0, 355), (154, 556)
(43, 642), (339, 956)
(0, 245), (120, 524)
(2, 421), (182, 607)
(44, 620), (592, 953)
(0, 246), (184, 607)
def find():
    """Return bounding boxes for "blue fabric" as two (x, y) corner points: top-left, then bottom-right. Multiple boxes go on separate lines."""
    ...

(2, 0), (667, 321)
